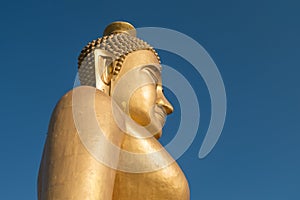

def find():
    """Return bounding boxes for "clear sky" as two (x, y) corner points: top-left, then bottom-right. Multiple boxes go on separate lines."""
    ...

(0, 0), (299, 199)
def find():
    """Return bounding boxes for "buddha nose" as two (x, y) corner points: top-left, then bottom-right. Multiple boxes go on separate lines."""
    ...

(157, 94), (174, 115)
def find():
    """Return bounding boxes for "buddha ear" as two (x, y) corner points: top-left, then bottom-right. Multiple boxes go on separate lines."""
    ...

(94, 49), (115, 93)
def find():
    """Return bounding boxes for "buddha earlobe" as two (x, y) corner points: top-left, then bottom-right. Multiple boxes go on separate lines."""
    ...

(101, 62), (114, 85)
(94, 49), (115, 94)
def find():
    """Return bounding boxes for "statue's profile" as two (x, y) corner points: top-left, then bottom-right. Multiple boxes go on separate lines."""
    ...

(38, 21), (190, 199)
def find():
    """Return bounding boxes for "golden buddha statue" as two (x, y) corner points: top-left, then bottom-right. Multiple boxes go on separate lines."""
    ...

(38, 21), (190, 200)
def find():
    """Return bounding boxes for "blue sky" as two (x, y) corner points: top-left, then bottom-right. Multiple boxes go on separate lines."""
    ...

(0, 0), (299, 199)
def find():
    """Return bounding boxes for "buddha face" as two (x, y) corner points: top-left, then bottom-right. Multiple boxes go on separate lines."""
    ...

(110, 50), (173, 138)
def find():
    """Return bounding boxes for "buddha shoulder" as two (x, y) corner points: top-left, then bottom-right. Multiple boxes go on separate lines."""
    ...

(54, 86), (111, 111)
(49, 86), (124, 145)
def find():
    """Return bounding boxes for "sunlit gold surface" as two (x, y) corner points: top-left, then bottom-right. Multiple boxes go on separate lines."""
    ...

(38, 22), (190, 199)
(103, 21), (136, 37)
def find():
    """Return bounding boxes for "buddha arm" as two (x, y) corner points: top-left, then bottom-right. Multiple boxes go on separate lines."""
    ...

(38, 86), (124, 200)
(112, 134), (190, 200)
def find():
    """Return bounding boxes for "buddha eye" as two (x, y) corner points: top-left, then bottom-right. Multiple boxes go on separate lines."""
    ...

(156, 84), (163, 92)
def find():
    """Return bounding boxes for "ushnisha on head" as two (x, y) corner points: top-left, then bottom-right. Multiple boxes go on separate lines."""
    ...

(77, 21), (173, 138)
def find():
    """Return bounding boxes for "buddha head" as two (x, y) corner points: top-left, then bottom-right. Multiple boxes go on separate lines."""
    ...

(78, 21), (173, 138)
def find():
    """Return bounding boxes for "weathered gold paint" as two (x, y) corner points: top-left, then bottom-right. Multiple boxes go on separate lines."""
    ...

(38, 22), (190, 199)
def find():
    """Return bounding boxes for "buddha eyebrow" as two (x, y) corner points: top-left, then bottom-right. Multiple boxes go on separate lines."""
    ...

(141, 65), (161, 83)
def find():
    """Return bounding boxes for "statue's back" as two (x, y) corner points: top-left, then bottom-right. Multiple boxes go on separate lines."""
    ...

(38, 86), (189, 200)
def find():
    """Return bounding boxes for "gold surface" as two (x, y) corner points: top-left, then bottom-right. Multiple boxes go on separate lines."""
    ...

(103, 21), (136, 37)
(38, 22), (190, 199)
